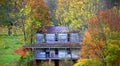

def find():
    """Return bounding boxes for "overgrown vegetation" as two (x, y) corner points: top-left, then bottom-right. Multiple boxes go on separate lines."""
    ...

(0, 29), (34, 66)
(0, 0), (120, 66)
(74, 6), (120, 66)
(0, 31), (22, 66)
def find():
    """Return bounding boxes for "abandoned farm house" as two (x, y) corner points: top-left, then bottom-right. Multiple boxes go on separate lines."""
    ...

(24, 26), (83, 66)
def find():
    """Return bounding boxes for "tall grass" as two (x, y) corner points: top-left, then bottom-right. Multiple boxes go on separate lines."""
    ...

(0, 27), (25, 66)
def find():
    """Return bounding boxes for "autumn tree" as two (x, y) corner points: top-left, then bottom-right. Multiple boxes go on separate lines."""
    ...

(24, 0), (52, 44)
(75, 7), (120, 66)
(55, 0), (104, 28)
(1, 0), (52, 43)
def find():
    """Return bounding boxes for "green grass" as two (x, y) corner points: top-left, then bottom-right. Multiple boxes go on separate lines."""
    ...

(0, 33), (25, 66)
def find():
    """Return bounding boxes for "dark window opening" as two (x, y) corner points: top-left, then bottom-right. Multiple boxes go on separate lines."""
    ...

(68, 34), (70, 42)
(55, 49), (58, 55)
(46, 49), (50, 58)
(67, 48), (71, 54)
(55, 34), (58, 41)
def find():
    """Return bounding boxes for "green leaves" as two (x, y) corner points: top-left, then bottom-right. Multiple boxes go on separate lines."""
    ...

(75, 2), (120, 66)
(105, 41), (120, 63)
(55, 0), (101, 29)
(105, 55), (116, 62)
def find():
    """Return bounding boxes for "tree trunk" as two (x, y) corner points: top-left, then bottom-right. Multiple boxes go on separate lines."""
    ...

(102, 61), (107, 66)
(8, 25), (12, 36)
(22, 21), (27, 44)
(30, 27), (33, 44)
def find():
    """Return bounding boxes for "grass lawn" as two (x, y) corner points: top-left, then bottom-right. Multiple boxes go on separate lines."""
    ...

(0, 33), (25, 66)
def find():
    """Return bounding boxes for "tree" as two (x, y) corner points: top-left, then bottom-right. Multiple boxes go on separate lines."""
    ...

(75, 7), (120, 66)
(24, 0), (52, 44)
(0, 4), (9, 27)
(55, 0), (103, 28)
(0, 0), (25, 36)
(1, 0), (52, 44)
(29, 0), (52, 26)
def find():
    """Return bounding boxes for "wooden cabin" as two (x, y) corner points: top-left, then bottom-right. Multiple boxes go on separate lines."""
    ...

(24, 26), (83, 66)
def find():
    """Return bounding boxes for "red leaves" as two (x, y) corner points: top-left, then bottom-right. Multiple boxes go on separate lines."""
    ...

(14, 46), (27, 58)
(89, 16), (98, 25)
(80, 9), (120, 65)
(82, 30), (106, 58)
(89, 9), (120, 32)
(80, 46), (88, 58)
(29, 1), (35, 7)
(89, 49), (94, 54)
(97, 41), (104, 47)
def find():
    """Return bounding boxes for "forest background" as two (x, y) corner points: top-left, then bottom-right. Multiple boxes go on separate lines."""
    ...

(0, 0), (120, 66)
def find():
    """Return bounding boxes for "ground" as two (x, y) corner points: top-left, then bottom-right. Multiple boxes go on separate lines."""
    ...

(0, 31), (25, 66)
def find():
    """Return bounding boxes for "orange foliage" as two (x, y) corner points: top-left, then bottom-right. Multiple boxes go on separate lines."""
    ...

(89, 49), (97, 58)
(29, 1), (35, 7)
(81, 30), (106, 59)
(80, 46), (89, 58)
(89, 16), (98, 24)
(97, 41), (104, 46)
(89, 9), (120, 32)
(83, 30), (92, 44)
(79, 9), (120, 66)
(14, 46), (27, 58)
(28, 0), (51, 26)
(89, 49), (94, 54)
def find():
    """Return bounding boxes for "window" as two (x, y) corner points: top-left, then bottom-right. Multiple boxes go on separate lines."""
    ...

(67, 48), (71, 54)
(46, 34), (55, 43)
(58, 33), (68, 43)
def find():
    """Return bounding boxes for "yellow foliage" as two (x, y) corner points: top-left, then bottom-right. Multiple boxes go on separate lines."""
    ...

(74, 58), (88, 66)
(55, 0), (97, 26)
(74, 58), (102, 66)
(77, 1), (83, 4)
(111, 40), (120, 47)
